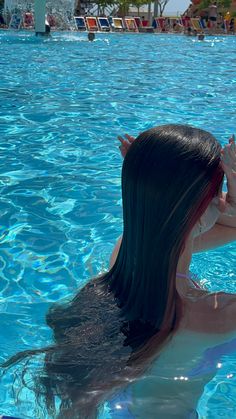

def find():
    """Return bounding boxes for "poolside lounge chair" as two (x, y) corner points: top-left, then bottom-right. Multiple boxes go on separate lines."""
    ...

(9, 13), (22, 30)
(152, 18), (157, 30)
(86, 17), (99, 31)
(134, 16), (142, 29)
(110, 17), (124, 32)
(158, 17), (167, 31)
(167, 17), (183, 32)
(152, 17), (166, 32)
(134, 17), (154, 33)
(23, 12), (34, 29)
(74, 16), (87, 31)
(97, 17), (111, 31)
(190, 18), (204, 33)
(181, 16), (191, 28)
(124, 17), (138, 32)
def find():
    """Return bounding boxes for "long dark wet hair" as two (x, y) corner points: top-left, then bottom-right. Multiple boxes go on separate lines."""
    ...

(1, 125), (224, 418)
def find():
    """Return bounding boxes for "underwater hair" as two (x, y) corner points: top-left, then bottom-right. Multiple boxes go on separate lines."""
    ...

(1, 125), (223, 418)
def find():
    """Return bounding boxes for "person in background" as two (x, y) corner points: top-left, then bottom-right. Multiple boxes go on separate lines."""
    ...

(208, 1), (218, 32)
(45, 21), (51, 35)
(217, 12), (224, 31)
(224, 10), (231, 30)
(229, 18), (235, 34)
(88, 32), (95, 41)
(198, 32), (205, 41)
(199, 9), (208, 29)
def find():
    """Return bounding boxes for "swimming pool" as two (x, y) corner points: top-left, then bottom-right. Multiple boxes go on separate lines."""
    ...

(0, 30), (236, 418)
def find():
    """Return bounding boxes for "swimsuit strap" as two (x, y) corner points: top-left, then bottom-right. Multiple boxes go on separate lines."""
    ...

(176, 272), (201, 289)
(176, 272), (189, 279)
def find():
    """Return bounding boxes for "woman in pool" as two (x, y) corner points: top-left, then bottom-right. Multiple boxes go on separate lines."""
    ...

(1, 125), (236, 418)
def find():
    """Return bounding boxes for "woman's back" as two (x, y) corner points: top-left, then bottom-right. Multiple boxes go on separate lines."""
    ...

(129, 283), (236, 419)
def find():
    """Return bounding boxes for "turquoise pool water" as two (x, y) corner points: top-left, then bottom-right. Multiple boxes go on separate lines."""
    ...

(0, 30), (236, 418)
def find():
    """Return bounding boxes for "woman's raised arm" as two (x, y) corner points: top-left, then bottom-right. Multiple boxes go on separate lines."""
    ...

(194, 135), (236, 252)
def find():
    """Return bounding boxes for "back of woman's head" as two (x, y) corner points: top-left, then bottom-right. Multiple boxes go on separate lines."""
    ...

(122, 124), (222, 237)
(110, 125), (223, 328)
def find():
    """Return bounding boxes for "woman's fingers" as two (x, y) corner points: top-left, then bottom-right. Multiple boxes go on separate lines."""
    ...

(221, 147), (231, 168)
(119, 145), (127, 158)
(229, 134), (236, 153)
(118, 136), (127, 146)
(118, 135), (135, 147)
(118, 135), (134, 158)
(124, 134), (135, 143)
(221, 137), (236, 215)
(230, 138), (236, 171)
(221, 139), (236, 175)
(218, 196), (227, 213)
(118, 134), (136, 158)
(222, 142), (235, 162)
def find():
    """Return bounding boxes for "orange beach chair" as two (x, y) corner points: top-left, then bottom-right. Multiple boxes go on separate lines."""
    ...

(86, 17), (99, 31)
(124, 17), (138, 32)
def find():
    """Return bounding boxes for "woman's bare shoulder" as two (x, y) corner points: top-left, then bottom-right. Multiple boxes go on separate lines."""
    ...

(184, 290), (236, 336)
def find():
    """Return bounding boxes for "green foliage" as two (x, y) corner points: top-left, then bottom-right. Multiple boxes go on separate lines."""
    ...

(199, 0), (210, 8)
(218, 0), (232, 8)
(131, 0), (150, 10)
(198, 0), (232, 9)
(96, 0), (115, 8)
(112, 0), (131, 16)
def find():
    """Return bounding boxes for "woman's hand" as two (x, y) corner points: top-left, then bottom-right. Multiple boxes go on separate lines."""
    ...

(118, 134), (135, 158)
(220, 135), (236, 216)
